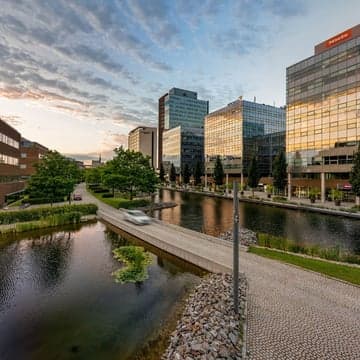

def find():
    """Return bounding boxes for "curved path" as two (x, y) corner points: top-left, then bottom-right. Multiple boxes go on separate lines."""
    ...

(79, 185), (360, 360)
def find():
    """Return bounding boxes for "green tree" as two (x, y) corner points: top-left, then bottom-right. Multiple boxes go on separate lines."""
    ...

(272, 150), (287, 194)
(194, 161), (202, 186)
(85, 166), (102, 184)
(169, 163), (176, 183)
(350, 145), (360, 205)
(27, 151), (80, 205)
(182, 163), (191, 185)
(213, 156), (224, 190)
(248, 155), (260, 196)
(159, 163), (165, 183)
(102, 147), (158, 200)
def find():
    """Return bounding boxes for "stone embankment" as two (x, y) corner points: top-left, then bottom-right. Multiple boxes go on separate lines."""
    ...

(162, 273), (247, 360)
(219, 227), (257, 247)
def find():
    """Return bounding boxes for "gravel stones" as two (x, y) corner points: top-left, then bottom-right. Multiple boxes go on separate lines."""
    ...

(162, 273), (247, 360)
(219, 227), (257, 246)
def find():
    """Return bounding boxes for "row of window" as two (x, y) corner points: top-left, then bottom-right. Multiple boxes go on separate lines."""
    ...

(0, 133), (19, 149)
(0, 154), (19, 166)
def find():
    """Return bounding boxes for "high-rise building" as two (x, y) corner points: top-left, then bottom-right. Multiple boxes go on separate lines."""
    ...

(204, 97), (285, 186)
(0, 118), (25, 205)
(286, 25), (360, 200)
(162, 126), (204, 175)
(158, 88), (209, 169)
(19, 138), (48, 177)
(128, 126), (157, 168)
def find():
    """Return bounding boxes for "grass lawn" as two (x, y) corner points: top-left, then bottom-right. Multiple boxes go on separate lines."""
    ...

(248, 246), (360, 286)
(89, 190), (150, 209)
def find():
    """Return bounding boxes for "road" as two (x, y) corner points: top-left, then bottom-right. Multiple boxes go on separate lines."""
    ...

(79, 184), (360, 360)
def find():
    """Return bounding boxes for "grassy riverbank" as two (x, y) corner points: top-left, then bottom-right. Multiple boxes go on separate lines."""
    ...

(248, 246), (360, 286)
(257, 233), (360, 265)
(89, 189), (150, 209)
(0, 204), (98, 234)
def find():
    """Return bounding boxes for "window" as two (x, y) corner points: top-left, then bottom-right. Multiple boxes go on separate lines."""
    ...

(21, 153), (27, 158)
(20, 164), (27, 169)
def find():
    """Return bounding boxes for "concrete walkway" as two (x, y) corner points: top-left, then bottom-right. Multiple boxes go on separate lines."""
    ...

(79, 184), (360, 360)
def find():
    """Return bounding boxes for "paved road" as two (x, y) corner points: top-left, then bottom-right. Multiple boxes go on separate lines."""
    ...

(79, 184), (360, 360)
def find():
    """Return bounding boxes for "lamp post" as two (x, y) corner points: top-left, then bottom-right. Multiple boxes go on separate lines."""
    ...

(233, 181), (239, 313)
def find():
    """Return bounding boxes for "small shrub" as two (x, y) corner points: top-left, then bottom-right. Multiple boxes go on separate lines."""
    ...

(272, 196), (287, 202)
(102, 193), (114, 198)
(0, 204), (97, 225)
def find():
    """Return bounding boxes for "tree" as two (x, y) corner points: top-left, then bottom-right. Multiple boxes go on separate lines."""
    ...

(350, 145), (360, 206)
(85, 166), (102, 185)
(102, 147), (158, 200)
(182, 163), (191, 185)
(159, 163), (165, 183)
(169, 163), (176, 183)
(247, 155), (260, 196)
(27, 151), (80, 205)
(272, 150), (287, 194)
(213, 156), (224, 190)
(194, 161), (202, 186)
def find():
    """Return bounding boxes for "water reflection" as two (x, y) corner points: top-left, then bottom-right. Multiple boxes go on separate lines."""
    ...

(155, 189), (360, 254)
(0, 222), (200, 360)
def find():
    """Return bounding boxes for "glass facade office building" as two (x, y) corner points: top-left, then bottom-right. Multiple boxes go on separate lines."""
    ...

(286, 25), (360, 172)
(162, 126), (204, 175)
(205, 98), (285, 178)
(158, 88), (208, 168)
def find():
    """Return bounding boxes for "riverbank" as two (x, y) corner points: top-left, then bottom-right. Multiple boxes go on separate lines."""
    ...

(162, 273), (247, 360)
(161, 186), (360, 219)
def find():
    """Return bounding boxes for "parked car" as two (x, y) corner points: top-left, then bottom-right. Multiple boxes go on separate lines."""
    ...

(123, 210), (151, 225)
(73, 193), (82, 201)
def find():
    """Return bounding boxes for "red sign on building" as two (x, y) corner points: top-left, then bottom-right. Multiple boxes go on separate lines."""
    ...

(326, 29), (352, 48)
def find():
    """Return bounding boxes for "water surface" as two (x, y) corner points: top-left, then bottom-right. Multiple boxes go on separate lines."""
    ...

(0, 221), (201, 360)
(154, 189), (360, 254)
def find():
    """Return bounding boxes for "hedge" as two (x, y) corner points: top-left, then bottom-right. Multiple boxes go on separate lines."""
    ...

(23, 197), (65, 205)
(0, 204), (98, 225)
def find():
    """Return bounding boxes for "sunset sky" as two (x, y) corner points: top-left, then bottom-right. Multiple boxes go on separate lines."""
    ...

(0, 0), (360, 161)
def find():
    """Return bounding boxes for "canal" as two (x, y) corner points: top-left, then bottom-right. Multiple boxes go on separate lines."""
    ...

(154, 189), (360, 254)
(0, 222), (202, 360)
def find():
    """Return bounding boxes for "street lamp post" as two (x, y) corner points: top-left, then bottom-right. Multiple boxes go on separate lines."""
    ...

(233, 181), (239, 314)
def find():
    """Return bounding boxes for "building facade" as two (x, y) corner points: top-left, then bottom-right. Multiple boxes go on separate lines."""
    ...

(204, 97), (285, 185)
(19, 138), (48, 177)
(128, 126), (157, 168)
(0, 119), (25, 205)
(158, 88), (209, 169)
(286, 25), (360, 201)
(162, 126), (204, 176)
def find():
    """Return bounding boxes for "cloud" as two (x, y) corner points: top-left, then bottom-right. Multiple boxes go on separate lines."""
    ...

(126, 0), (182, 48)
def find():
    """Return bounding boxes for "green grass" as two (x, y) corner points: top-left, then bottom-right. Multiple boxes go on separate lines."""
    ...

(89, 189), (150, 209)
(0, 212), (84, 234)
(248, 246), (360, 286)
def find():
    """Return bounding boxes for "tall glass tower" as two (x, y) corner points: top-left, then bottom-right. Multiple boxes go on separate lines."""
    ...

(158, 88), (209, 169)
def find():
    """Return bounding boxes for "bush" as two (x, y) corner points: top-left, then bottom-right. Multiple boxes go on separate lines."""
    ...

(102, 193), (114, 198)
(24, 197), (65, 205)
(93, 188), (110, 193)
(0, 204), (98, 225)
(272, 196), (287, 202)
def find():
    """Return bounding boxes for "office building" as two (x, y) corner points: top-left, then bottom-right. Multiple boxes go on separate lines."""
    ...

(128, 126), (157, 168)
(19, 138), (48, 177)
(0, 118), (25, 205)
(162, 126), (204, 175)
(158, 88), (209, 168)
(204, 97), (285, 186)
(286, 25), (360, 201)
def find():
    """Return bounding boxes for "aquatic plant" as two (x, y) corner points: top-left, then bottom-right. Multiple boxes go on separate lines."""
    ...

(112, 246), (152, 284)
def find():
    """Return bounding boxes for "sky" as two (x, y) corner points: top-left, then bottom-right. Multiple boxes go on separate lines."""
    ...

(0, 0), (360, 161)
